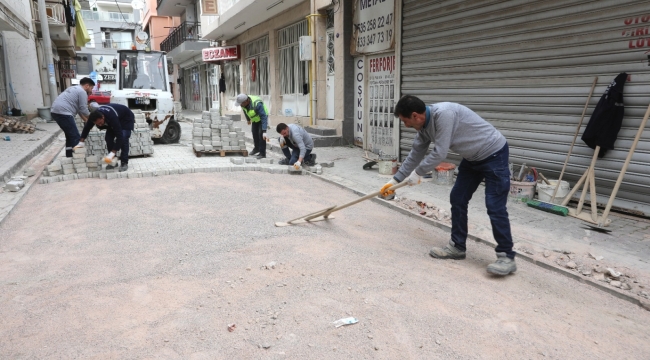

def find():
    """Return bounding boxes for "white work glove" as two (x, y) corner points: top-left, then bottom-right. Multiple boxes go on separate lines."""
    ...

(262, 132), (268, 141)
(279, 136), (286, 148)
(74, 141), (85, 148)
(407, 170), (422, 186)
(103, 152), (116, 164)
(380, 178), (399, 197)
(293, 161), (302, 170)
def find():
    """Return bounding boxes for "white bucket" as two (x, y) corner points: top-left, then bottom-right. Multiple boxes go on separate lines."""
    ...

(509, 181), (536, 200)
(537, 180), (570, 204)
(378, 159), (397, 175)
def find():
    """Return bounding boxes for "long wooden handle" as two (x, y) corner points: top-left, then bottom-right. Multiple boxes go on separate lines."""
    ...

(600, 103), (650, 223)
(552, 76), (598, 202)
(310, 181), (410, 220)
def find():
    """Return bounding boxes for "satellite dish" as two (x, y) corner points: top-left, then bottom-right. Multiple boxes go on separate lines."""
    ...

(135, 31), (149, 44)
(131, 0), (144, 9)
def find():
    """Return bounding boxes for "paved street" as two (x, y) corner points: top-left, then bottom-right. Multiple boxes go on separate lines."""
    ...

(1, 171), (650, 358)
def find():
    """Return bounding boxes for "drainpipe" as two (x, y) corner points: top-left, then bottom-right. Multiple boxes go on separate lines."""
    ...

(37, 0), (59, 104)
(306, 8), (323, 126)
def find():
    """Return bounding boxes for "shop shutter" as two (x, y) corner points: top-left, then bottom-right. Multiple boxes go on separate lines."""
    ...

(400, 0), (650, 215)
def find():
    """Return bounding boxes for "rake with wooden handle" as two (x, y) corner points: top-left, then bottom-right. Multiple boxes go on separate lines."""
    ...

(275, 181), (409, 227)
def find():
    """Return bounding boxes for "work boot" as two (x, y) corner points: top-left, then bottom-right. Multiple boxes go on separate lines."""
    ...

(250, 149), (260, 156)
(429, 240), (466, 260)
(106, 164), (116, 170)
(278, 159), (289, 165)
(119, 163), (129, 172)
(486, 252), (517, 276)
(307, 153), (317, 166)
(256, 154), (266, 159)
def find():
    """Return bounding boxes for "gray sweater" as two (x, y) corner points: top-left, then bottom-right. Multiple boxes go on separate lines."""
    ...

(287, 124), (314, 158)
(51, 85), (90, 117)
(395, 102), (506, 182)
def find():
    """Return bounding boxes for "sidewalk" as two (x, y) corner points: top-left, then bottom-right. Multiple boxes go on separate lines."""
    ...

(3, 113), (649, 309)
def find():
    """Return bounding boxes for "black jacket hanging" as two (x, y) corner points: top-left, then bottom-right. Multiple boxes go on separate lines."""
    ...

(581, 72), (627, 158)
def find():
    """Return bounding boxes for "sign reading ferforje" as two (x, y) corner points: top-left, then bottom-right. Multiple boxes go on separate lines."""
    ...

(351, 0), (395, 55)
(202, 45), (241, 62)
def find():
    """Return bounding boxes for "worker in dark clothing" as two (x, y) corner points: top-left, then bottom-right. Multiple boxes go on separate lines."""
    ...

(77, 103), (135, 172)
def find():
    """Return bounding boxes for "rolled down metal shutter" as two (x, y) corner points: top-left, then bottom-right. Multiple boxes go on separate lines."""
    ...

(400, 0), (650, 216)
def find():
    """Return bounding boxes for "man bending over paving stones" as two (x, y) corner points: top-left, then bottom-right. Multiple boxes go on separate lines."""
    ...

(236, 93), (269, 159)
(379, 95), (516, 276)
(77, 103), (135, 172)
(276, 123), (317, 169)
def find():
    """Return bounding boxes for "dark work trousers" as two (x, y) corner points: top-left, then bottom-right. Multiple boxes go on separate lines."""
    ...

(251, 121), (266, 156)
(105, 129), (132, 164)
(449, 143), (516, 259)
(281, 145), (312, 165)
(52, 113), (80, 157)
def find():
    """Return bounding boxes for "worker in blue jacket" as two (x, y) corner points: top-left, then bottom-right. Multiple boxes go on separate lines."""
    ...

(77, 103), (135, 172)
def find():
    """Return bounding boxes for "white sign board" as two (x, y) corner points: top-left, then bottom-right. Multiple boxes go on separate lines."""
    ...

(354, 57), (365, 147)
(352, 0), (395, 55)
(367, 53), (396, 155)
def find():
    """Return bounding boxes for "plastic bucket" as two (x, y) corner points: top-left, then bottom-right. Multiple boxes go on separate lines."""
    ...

(509, 181), (536, 200)
(537, 180), (570, 204)
(435, 162), (456, 185)
(378, 158), (397, 175)
(37, 107), (52, 121)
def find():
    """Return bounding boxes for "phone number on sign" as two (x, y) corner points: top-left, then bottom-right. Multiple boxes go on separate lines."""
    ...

(355, 13), (394, 50)
(355, 13), (393, 34)
(357, 29), (393, 49)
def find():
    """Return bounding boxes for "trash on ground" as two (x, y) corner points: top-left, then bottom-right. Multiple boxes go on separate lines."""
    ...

(333, 317), (359, 328)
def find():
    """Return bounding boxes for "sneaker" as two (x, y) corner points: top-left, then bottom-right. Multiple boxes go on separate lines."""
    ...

(308, 153), (317, 165)
(106, 164), (116, 170)
(429, 240), (466, 260)
(278, 159), (289, 165)
(486, 252), (517, 276)
(256, 154), (266, 159)
(119, 163), (129, 172)
(250, 149), (260, 156)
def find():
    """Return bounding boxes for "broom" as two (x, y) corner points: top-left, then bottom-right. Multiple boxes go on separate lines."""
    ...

(524, 172), (569, 216)
(524, 77), (598, 218)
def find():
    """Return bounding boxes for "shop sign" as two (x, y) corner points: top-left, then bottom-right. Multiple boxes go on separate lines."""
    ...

(61, 69), (76, 78)
(202, 45), (241, 62)
(352, 0), (395, 55)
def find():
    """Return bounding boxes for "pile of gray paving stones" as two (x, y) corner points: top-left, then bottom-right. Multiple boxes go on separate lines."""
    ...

(192, 109), (247, 152)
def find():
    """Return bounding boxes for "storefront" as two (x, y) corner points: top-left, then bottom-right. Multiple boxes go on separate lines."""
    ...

(398, 0), (650, 215)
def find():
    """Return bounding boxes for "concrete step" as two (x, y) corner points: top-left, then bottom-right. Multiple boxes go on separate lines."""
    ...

(305, 125), (337, 136)
(310, 133), (343, 147)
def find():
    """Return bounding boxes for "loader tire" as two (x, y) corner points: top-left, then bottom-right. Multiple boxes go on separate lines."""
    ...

(159, 120), (181, 144)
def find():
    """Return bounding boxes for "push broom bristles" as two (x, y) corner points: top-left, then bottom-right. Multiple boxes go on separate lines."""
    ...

(525, 199), (569, 216)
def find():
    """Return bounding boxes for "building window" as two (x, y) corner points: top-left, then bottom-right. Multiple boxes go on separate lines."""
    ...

(245, 35), (269, 96)
(103, 31), (133, 49)
(224, 61), (240, 98)
(278, 20), (308, 95)
(86, 29), (95, 48)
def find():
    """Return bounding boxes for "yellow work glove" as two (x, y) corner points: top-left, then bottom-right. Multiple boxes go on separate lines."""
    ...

(104, 152), (115, 164)
(407, 170), (422, 186)
(380, 178), (399, 197)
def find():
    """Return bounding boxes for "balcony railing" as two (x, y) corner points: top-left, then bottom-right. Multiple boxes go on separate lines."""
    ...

(31, 3), (66, 25)
(103, 39), (132, 50)
(160, 21), (202, 52)
(81, 10), (134, 23)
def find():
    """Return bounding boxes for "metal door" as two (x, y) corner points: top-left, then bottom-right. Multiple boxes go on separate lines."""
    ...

(400, 0), (650, 215)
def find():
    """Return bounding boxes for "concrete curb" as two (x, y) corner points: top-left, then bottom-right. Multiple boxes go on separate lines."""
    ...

(0, 128), (63, 184)
(0, 137), (64, 227)
(310, 172), (650, 312)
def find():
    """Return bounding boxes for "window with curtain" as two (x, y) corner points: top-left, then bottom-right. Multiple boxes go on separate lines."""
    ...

(224, 61), (240, 98)
(245, 35), (269, 96)
(278, 20), (308, 95)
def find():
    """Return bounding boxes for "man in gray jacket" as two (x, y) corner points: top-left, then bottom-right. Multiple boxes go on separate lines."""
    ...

(275, 123), (316, 168)
(50, 77), (95, 157)
(380, 95), (516, 276)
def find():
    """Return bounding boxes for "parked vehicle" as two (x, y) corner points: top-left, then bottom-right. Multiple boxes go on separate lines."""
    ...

(88, 91), (111, 104)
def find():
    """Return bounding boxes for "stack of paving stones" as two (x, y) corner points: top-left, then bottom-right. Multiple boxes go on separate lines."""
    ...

(192, 109), (247, 154)
(71, 110), (154, 158)
(42, 146), (102, 181)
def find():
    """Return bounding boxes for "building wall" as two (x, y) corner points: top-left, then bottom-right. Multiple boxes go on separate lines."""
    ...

(149, 16), (179, 51)
(226, 1), (310, 126)
(2, 8), (44, 115)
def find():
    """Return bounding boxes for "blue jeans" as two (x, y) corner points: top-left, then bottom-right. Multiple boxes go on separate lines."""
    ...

(105, 129), (131, 164)
(52, 113), (80, 157)
(450, 143), (515, 259)
(282, 145), (312, 165)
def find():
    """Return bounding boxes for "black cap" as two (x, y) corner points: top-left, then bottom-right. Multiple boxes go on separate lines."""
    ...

(79, 77), (96, 86)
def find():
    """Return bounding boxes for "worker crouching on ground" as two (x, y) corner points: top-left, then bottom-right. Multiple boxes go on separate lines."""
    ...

(77, 102), (135, 172)
(236, 93), (269, 159)
(50, 77), (95, 157)
(380, 95), (516, 276)
(276, 123), (317, 169)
